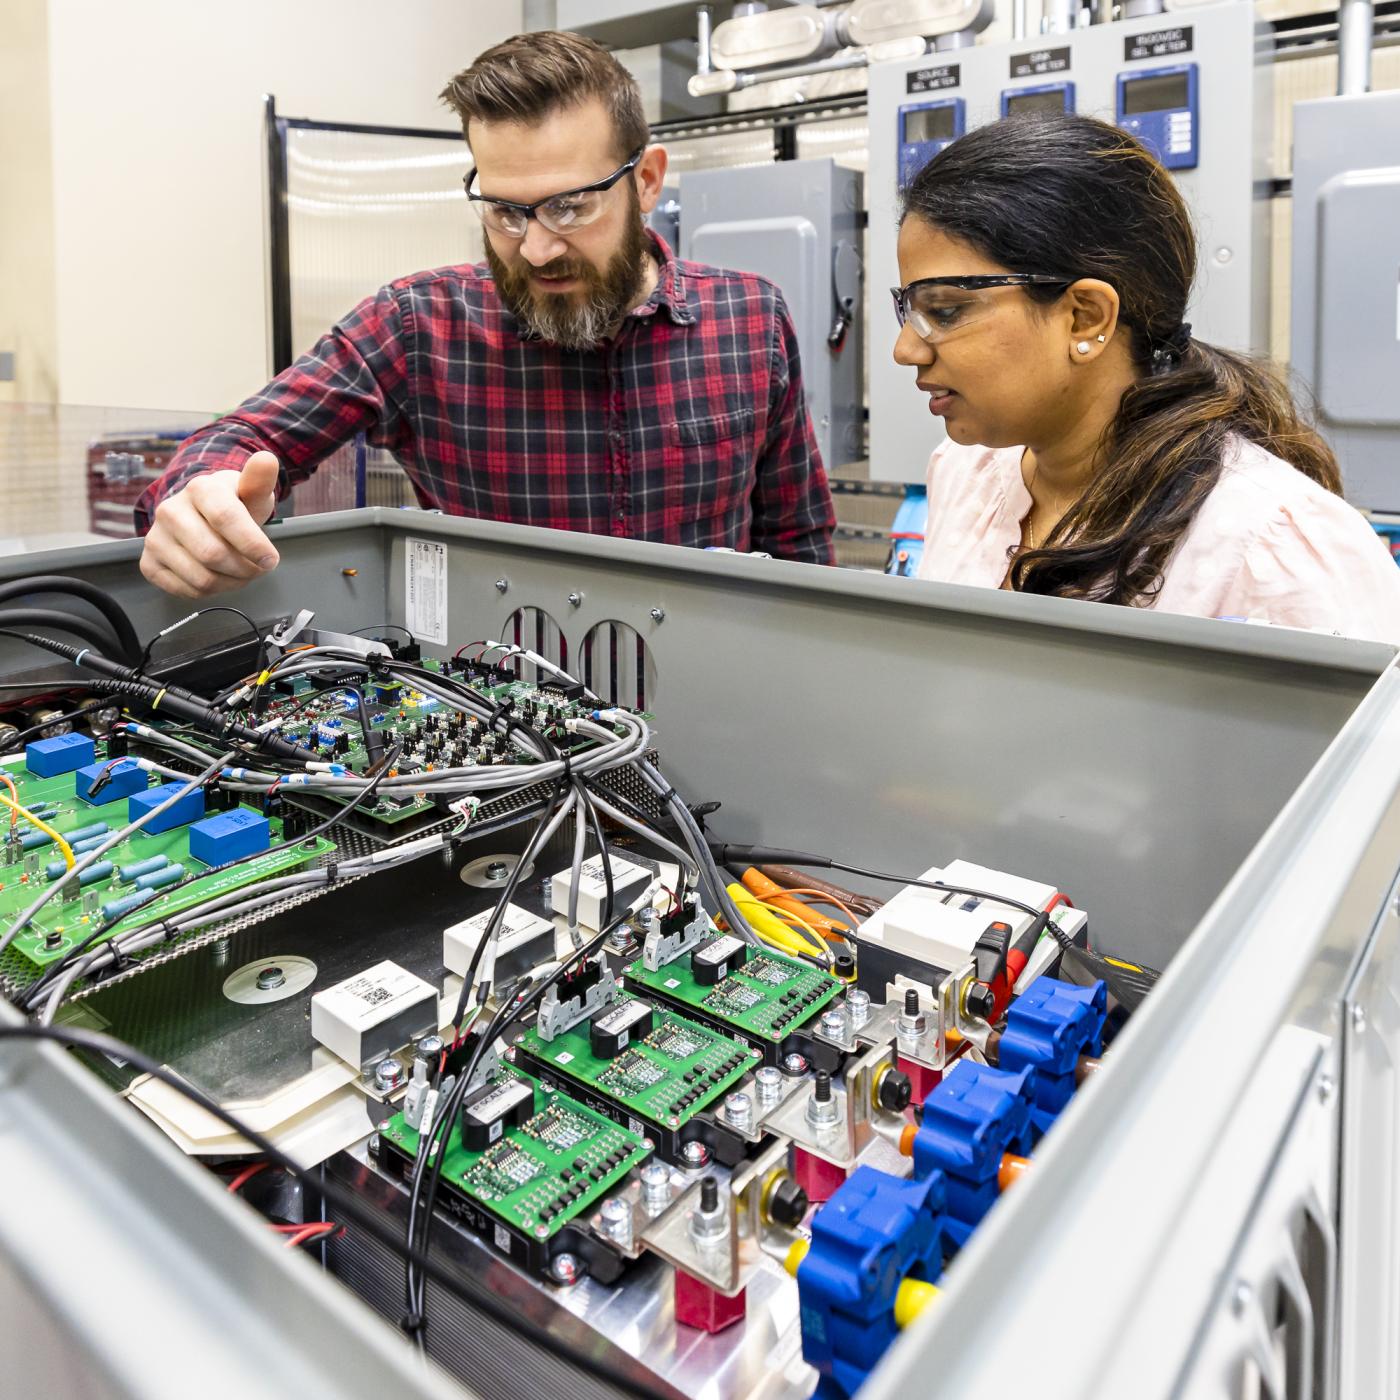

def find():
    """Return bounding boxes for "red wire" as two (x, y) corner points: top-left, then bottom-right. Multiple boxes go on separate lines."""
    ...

(284, 1223), (339, 1248)
(1045, 892), (1073, 913)
(226, 1161), (271, 1194)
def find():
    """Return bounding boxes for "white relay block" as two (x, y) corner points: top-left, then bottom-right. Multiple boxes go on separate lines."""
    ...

(550, 853), (651, 930)
(443, 902), (553, 979)
(310, 959), (437, 1069)
(860, 859), (1084, 977)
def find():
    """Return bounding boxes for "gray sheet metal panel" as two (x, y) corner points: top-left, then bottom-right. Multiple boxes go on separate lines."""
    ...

(374, 508), (1386, 966)
(0, 1003), (466, 1400)
(864, 662), (1400, 1399)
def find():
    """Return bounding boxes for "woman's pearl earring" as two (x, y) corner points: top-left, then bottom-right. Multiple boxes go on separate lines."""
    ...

(1076, 341), (1091, 354)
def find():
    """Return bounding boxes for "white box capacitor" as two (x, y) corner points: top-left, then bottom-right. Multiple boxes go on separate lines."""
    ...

(550, 853), (651, 930)
(443, 902), (553, 979)
(310, 960), (438, 1069)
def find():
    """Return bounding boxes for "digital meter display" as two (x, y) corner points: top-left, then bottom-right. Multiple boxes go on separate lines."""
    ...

(1121, 71), (1190, 116)
(903, 105), (957, 144)
(1006, 88), (1071, 116)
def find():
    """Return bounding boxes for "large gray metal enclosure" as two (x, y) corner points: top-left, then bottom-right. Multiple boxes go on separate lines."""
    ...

(2, 509), (1399, 1398)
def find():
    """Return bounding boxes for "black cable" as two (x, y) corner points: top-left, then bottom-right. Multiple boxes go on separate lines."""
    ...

(139, 605), (264, 674)
(0, 611), (123, 657)
(707, 843), (1048, 921)
(0, 1022), (661, 1400)
(0, 701), (113, 755)
(581, 782), (616, 929)
(0, 576), (140, 663)
(351, 624), (414, 642)
(407, 915), (626, 1343)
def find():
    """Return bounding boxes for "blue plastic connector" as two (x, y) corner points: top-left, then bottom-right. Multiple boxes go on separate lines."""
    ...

(912, 1061), (1037, 1249)
(24, 733), (95, 778)
(997, 976), (1107, 1136)
(127, 782), (205, 835)
(797, 1165), (946, 1399)
(188, 809), (270, 866)
(74, 758), (147, 806)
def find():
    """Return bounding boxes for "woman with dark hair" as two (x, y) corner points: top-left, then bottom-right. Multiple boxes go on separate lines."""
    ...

(894, 111), (1400, 641)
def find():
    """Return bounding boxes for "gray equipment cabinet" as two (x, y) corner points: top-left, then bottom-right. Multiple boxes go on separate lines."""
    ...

(680, 157), (866, 474)
(2, 509), (1400, 1398)
(1290, 89), (1400, 513)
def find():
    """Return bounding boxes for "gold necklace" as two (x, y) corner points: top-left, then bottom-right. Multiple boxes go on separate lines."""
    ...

(1022, 461), (1073, 552)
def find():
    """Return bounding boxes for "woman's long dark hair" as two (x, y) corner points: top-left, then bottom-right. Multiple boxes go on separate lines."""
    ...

(901, 113), (1340, 605)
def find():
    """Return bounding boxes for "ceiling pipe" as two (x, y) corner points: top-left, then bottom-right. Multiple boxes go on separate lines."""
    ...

(1337, 0), (1374, 93)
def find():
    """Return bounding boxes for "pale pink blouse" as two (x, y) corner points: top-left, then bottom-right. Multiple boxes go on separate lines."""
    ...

(916, 436), (1400, 645)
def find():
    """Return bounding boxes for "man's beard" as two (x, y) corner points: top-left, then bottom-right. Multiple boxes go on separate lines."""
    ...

(487, 197), (649, 351)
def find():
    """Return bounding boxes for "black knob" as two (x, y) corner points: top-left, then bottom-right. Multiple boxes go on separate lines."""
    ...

(833, 950), (856, 980)
(966, 982), (996, 1021)
(766, 1175), (809, 1229)
(813, 1071), (832, 1104)
(699, 1176), (719, 1212)
(904, 989), (919, 1016)
(876, 1068), (912, 1114)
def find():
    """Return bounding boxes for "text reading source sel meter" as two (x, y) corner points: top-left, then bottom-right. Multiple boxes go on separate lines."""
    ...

(898, 97), (966, 187)
(1116, 63), (1198, 170)
(1001, 82), (1076, 118)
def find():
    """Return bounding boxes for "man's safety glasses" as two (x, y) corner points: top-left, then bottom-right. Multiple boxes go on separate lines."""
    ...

(465, 149), (644, 238)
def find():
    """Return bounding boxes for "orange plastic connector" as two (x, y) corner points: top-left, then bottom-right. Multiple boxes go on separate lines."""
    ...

(998, 1153), (1029, 1192)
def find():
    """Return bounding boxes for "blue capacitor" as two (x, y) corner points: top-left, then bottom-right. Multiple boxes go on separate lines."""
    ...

(135, 863), (186, 891)
(118, 856), (169, 883)
(100, 888), (159, 922)
(47, 860), (114, 886)
(65, 823), (110, 844)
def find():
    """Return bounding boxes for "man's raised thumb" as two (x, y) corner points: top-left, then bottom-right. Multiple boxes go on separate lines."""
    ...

(237, 451), (281, 523)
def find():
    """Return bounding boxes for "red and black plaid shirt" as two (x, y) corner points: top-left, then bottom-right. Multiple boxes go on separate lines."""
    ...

(135, 233), (835, 563)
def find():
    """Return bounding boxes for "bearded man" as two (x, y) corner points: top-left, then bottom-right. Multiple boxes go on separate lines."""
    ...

(136, 30), (836, 598)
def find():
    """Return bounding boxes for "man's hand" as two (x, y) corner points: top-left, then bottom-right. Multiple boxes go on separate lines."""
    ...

(139, 452), (282, 598)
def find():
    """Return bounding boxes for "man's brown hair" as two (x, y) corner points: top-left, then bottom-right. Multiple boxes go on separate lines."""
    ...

(440, 31), (649, 161)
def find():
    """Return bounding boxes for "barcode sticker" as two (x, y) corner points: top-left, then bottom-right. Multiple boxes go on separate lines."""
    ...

(405, 537), (448, 646)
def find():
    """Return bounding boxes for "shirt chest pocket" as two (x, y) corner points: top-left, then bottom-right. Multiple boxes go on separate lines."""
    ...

(662, 408), (759, 520)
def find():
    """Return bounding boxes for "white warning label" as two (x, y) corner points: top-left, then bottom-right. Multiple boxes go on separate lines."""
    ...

(405, 537), (448, 645)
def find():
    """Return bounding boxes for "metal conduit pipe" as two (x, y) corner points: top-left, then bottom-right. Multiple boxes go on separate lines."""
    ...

(697, 5), (714, 76)
(1012, 0), (1029, 39)
(1337, 0), (1374, 93)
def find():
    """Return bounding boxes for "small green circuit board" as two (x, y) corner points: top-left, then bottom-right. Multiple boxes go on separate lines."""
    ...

(377, 1071), (649, 1239)
(625, 943), (842, 1043)
(0, 758), (332, 967)
(514, 992), (760, 1131)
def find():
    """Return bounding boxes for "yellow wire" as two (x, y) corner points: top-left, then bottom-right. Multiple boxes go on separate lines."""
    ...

(751, 898), (827, 960)
(0, 795), (75, 869)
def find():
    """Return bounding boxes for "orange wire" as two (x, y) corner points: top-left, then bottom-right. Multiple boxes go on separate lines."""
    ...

(760, 887), (862, 930)
(0, 773), (18, 831)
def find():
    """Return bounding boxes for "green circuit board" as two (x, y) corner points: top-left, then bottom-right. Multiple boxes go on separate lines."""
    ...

(377, 1070), (649, 1239)
(0, 755), (332, 968)
(625, 943), (842, 1043)
(513, 992), (760, 1131)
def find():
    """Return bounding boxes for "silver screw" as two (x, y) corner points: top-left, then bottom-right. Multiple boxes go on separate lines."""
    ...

(640, 1162), (672, 1212)
(366, 1133), (380, 1157)
(680, 1140), (711, 1169)
(604, 927), (633, 954)
(805, 1073), (840, 1130)
(650, 608), (665, 623)
(550, 1252), (581, 1284)
(820, 1006), (849, 1042)
(256, 965), (286, 991)
(1352, 1005), (1367, 1035)
(600, 1198), (633, 1248)
(541, 877), (554, 899)
(847, 988), (872, 1030)
(723, 1091), (753, 1131)
(415, 1034), (444, 1062)
(754, 1065), (784, 1109)
(782, 1052), (809, 1076)
(373, 1058), (405, 1093)
(688, 1177), (727, 1246)
(494, 578), (509, 594)
(567, 592), (583, 608)
(638, 906), (660, 932)
(1318, 1074), (1336, 1104)
(485, 860), (510, 881)
(1231, 1280), (1252, 1315)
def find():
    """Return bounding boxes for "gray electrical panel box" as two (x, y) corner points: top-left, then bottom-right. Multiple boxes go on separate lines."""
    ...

(679, 157), (865, 473)
(865, 0), (1271, 483)
(1291, 89), (1400, 513)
